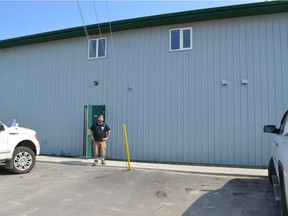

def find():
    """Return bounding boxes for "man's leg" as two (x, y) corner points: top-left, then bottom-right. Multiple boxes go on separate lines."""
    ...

(93, 142), (100, 166)
(100, 141), (107, 165)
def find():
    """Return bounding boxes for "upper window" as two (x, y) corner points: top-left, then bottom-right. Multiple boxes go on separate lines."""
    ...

(88, 38), (107, 59)
(169, 27), (192, 51)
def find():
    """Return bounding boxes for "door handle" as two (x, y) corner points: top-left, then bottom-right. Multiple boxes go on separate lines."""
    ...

(273, 141), (279, 147)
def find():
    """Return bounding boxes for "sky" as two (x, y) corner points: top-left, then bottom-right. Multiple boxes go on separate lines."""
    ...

(0, 0), (266, 40)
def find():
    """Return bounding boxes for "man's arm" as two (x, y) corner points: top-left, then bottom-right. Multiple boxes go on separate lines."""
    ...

(107, 130), (111, 138)
(103, 130), (111, 141)
(89, 130), (95, 142)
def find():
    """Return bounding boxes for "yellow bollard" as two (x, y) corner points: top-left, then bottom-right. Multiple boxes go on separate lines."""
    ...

(123, 124), (131, 170)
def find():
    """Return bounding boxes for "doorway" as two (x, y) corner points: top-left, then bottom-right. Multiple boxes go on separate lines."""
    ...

(83, 105), (105, 158)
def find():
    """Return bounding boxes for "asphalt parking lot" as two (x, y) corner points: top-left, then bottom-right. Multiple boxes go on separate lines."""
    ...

(0, 161), (278, 216)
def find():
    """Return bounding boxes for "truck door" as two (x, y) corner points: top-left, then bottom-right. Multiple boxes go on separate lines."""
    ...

(274, 112), (288, 176)
(0, 123), (9, 159)
(277, 113), (288, 211)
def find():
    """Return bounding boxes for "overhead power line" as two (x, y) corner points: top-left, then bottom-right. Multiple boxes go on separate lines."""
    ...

(92, 0), (103, 39)
(76, 0), (90, 42)
(105, 0), (115, 54)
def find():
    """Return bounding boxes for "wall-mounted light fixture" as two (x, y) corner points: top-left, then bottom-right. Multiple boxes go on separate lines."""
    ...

(221, 80), (228, 85)
(241, 79), (248, 85)
(128, 84), (134, 91)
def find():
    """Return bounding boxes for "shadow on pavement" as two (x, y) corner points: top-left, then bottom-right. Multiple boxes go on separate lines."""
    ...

(0, 164), (11, 175)
(60, 160), (91, 166)
(182, 177), (278, 216)
(38, 160), (127, 170)
(37, 160), (91, 167)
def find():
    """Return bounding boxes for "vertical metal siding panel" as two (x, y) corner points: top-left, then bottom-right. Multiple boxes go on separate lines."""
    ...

(245, 21), (255, 165)
(282, 15), (288, 111)
(201, 25), (209, 163)
(109, 34), (121, 160)
(108, 36), (117, 159)
(239, 20), (249, 165)
(177, 52), (183, 162)
(153, 28), (161, 161)
(189, 31), (197, 163)
(273, 15), (285, 139)
(144, 28), (152, 161)
(232, 22), (242, 165)
(149, 29), (157, 161)
(259, 17), (270, 166)
(273, 18), (284, 115)
(183, 52), (191, 163)
(279, 15), (288, 112)
(165, 33), (172, 162)
(266, 17), (278, 160)
(137, 30), (144, 160)
(213, 21), (222, 164)
(193, 36), (198, 163)
(220, 21), (229, 164)
(115, 30), (154, 160)
(133, 32), (142, 161)
(207, 23), (216, 164)
(279, 14), (288, 136)
(194, 25), (203, 163)
(226, 20), (235, 165)
(129, 33), (137, 161)
(120, 32), (129, 160)
(182, 51), (190, 163)
(170, 53), (178, 162)
(143, 30), (151, 161)
(253, 20), (263, 166)
(160, 27), (169, 162)
(135, 31), (144, 161)
(159, 28), (167, 161)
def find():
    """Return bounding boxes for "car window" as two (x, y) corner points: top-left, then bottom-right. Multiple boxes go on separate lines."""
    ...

(280, 111), (288, 135)
(283, 118), (288, 136)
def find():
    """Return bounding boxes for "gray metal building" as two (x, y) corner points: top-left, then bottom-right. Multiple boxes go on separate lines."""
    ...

(1, 2), (288, 166)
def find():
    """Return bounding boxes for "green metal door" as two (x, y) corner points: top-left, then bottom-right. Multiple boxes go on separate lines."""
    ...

(83, 105), (105, 158)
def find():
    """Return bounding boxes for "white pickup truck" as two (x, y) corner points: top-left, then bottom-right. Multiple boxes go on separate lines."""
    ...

(0, 121), (40, 174)
(264, 110), (288, 216)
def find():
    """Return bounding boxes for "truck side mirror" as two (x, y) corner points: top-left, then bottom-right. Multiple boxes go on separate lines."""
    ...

(263, 125), (279, 134)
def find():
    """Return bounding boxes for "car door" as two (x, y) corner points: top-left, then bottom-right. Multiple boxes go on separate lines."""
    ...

(0, 123), (9, 159)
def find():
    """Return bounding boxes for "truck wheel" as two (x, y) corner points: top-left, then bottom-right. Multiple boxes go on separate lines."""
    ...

(268, 157), (276, 186)
(10, 147), (36, 174)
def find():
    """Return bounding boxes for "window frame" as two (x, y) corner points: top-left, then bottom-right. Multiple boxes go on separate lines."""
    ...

(88, 37), (107, 59)
(169, 27), (193, 52)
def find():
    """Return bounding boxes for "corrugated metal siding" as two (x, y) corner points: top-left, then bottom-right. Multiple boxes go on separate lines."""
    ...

(1, 12), (288, 165)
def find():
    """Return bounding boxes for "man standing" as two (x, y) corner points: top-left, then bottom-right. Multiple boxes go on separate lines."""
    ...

(90, 115), (111, 166)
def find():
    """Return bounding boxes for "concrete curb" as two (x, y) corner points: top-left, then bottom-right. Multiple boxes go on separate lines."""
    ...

(36, 155), (268, 177)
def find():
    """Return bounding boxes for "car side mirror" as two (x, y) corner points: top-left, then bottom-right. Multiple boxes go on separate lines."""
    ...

(0, 124), (5, 132)
(263, 125), (279, 134)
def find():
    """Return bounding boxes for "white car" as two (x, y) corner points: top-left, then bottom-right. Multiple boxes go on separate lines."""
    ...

(264, 111), (288, 216)
(0, 121), (40, 174)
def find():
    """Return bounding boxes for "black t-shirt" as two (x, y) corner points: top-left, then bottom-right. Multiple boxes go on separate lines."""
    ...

(90, 123), (110, 142)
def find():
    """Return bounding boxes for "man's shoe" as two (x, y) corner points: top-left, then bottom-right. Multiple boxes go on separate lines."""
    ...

(101, 160), (106, 165)
(92, 159), (98, 166)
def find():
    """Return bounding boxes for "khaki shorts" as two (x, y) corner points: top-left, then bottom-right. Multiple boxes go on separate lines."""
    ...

(93, 141), (107, 156)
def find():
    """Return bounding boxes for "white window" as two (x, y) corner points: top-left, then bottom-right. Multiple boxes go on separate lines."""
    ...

(88, 38), (107, 59)
(169, 27), (192, 51)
